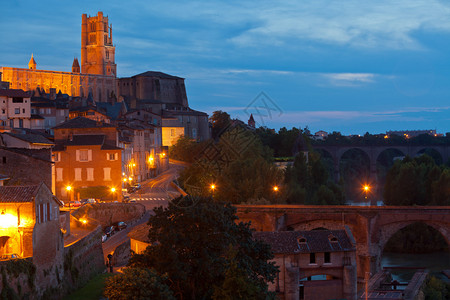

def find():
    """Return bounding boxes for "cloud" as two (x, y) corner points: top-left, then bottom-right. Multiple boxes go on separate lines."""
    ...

(228, 0), (450, 50)
(322, 73), (376, 87)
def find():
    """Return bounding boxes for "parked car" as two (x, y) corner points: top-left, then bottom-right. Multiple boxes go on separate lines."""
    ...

(104, 226), (115, 237)
(81, 198), (96, 205)
(129, 199), (137, 203)
(64, 201), (82, 208)
(0, 253), (21, 260)
(133, 183), (142, 190)
(113, 221), (127, 231)
(101, 233), (107, 243)
(127, 186), (136, 194)
(123, 195), (130, 203)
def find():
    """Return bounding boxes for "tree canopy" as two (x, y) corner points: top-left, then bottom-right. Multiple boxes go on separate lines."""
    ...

(127, 196), (278, 300)
(384, 154), (450, 206)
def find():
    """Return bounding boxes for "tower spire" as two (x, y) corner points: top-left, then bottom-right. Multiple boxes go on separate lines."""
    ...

(28, 53), (37, 70)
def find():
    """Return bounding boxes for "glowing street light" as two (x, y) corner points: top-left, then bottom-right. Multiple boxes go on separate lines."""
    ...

(210, 184), (216, 197)
(111, 187), (116, 202)
(273, 186), (279, 192)
(363, 184), (370, 199)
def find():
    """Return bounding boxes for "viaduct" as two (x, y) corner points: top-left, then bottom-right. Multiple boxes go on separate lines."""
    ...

(237, 205), (450, 281)
(312, 144), (450, 186)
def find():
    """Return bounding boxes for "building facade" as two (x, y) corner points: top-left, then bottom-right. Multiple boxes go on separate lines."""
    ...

(254, 229), (357, 300)
(52, 117), (122, 201)
(0, 12), (116, 102)
(0, 89), (31, 129)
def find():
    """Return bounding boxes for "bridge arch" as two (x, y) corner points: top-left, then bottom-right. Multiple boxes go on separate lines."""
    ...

(376, 220), (450, 256)
(416, 148), (444, 165)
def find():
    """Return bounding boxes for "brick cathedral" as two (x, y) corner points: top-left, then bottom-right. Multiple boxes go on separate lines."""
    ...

(0, 12), (116, 102)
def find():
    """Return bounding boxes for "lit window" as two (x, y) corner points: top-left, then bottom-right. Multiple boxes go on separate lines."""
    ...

(87, 168), (94, 181)
(15, 108), (20, 114)
(104, 168), (111, 181)
(56, 168), (63, 181)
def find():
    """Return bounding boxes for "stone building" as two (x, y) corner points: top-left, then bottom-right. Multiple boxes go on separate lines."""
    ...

(0, 183), (62, 260)
(52, 117), (122, 201)
(0, 12), (116, 102)
(254, 228), (357, 300)
(0, 88), (31, 129)
(0, 147), (53, 188)
(117, 71), (210, 142)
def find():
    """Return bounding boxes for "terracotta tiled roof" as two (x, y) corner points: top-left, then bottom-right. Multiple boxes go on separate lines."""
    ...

(52, 117), (115, 129)
(127, 223), (151, 243)
(0, 89), (31, 98)
(5, 132), (53, 145)
(66, 135), (105, 146)
(253, 230), (355, 254)
(0, 185), (40, 203)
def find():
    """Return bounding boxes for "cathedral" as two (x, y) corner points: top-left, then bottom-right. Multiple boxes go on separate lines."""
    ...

(0, 12), (116, 102)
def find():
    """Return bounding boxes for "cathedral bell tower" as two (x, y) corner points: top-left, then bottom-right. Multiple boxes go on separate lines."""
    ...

(81, 12), (116, 76)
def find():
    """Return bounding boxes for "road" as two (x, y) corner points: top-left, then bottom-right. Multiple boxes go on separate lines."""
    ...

(102, 162), (185, 261)
(128, 162), (184, 211)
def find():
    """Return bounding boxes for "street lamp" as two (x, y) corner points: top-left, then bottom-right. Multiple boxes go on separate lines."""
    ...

(66, 185), (73, 209)
(111, 187), (116, 202)
(210, 184), (216, 197)
(272, 186), (279, 202)
(363, 184), (370, 200)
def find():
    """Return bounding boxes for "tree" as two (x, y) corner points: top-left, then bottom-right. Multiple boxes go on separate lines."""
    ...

(209, 110), (231, 139)
(104, 267), (175, 300)
(128, 196), (278, 300)
(179, 125), (283, 204)
(169, 135), (201, 163)
(384, 154), (450, 206)
(284, 151), (345, 205)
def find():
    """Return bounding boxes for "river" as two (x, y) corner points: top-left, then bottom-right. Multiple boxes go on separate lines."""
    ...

(381, 251), (450, 283)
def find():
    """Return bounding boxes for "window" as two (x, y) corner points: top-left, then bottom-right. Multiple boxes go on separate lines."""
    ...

(76, 149), (91, 162)
(15, 108), (20, 114)
(324, 252), (331, 264)
(170, 129), (175, 137)
(47, 108), (51, 114)
(104, 35), (107, 44)
(104, 168), (111, 181)
(22, 108), (25, 114)
(56, 168), (63, 181)
(2, 157), (5, 164)
(310, 253), (316, 264)
(87, 168), (94, 181)
(19, 119), (23, 128)
(75, 168), (82, 181)
(12, 97), (23, 103)
(192, 128), (197, 139)
(107, 153), (118, 161)
(54, 152), (60, 162)
(1, 109), (4, 114)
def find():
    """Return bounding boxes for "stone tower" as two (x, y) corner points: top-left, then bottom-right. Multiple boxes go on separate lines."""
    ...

(72, 58), (80, 73)
(81, 12), (116, 76)
(28, 54), (37, 70)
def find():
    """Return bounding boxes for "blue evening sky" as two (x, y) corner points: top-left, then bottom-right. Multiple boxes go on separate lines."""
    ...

(1, 0), (450, 135)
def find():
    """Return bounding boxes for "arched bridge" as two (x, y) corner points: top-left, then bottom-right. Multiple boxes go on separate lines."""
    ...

(237, 205), (450, 280)
(312, 144), (450, 185)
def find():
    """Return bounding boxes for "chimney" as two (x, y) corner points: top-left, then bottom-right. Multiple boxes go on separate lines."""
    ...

(50, 88), (56, 100)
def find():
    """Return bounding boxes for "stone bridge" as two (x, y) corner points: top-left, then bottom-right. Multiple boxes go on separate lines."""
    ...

(312, 144), (450, 187)
(237, 205), (450, 280)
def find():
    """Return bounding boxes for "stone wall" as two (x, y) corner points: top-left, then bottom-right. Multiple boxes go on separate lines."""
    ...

(111, 240), (131, 266)
(63, 226), (105, 293)
(72, 202), (145, 227)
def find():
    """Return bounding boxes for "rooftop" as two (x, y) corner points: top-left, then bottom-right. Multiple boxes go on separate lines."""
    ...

(132, 71), (184, 80)
(52, 117), (115, 130)
(0, 184), (40, 203)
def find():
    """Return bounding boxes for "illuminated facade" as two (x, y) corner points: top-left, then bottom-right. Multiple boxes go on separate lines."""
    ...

(0, 183), (62, 260)
(0, 12), (116, 102)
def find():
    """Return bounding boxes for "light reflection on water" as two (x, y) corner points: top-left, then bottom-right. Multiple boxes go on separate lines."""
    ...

(381, 252), (450, 282)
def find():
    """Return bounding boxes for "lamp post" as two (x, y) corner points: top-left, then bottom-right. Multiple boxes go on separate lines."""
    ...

(272, 186), (279, 203)
(210, 184), (216, 198)
(66, 185), (72, 210)
(111, 187), (116, 202)
(363, 184), (370, 200)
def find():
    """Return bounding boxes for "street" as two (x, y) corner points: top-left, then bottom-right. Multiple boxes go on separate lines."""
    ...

(102, 162), (185, 262)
